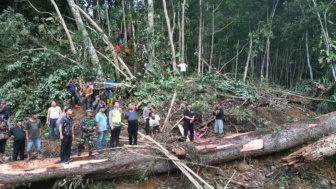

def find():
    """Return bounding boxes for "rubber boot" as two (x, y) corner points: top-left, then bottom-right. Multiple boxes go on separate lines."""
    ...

(77, 150), (81, 157)
(89, 151), (93, 159)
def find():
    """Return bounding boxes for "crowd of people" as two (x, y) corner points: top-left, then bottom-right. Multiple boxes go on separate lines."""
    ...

(0, 75), (224, 164)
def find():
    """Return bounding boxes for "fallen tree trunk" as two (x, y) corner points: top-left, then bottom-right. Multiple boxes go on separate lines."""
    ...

(281, 133), (336, 167)
(1, 111), (336, 186)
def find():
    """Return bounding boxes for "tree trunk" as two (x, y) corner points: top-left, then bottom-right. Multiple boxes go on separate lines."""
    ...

(67, 0), (103, 75)
(282, 133), (336, 168)
(243, 34), (253, 82)
(163, 0), (177, 71)
(2, 111), (336, 186)
(197, 0), (202, 74)
(122, 0), (127, 44)
(181, 0), (186, 62)
(50, 0), (76, 54)
(147, 0), (155, 63)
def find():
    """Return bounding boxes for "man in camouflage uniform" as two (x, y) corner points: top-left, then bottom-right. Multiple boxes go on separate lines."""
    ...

(77, 109), (97, 158)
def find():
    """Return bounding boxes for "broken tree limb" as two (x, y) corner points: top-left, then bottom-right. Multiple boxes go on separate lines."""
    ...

(93, 82), (135, 88)
(162, 91), (177, 131)
(50, 0), (76, 54)
(95, 50), (130, 79)
(168, 117), (184, 132)
(76, 5), (134, 79)
(2, 112), (336, 186)
(281, 133), (336, 167)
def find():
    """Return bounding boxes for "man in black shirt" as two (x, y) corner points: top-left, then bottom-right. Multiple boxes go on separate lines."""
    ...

(8, 120), (26, 161)
(183, 103), (195, 142)
(66, 78), (81, 108)
(59, 108), (74, 164)
(213, 101), (224, 137)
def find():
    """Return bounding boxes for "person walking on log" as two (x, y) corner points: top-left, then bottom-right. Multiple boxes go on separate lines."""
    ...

(59, 108), (74, 164)
(0, 118), (8, 163)
(78, 109), (96, 158)
(8, 120), (25, 161)
(25, 111), (42, 162)
(80, 81), (93, 111)
(149, 112), (162, 138)
(183, 103), (195, 142)
(46, 101), (62, 141)
(66, 78), (81, 108)
(143, 101), (154, 136)
(109, 102), (123, 148)
(213, 101), (224, 137)
(124, 100), (144, 145)
(96, 106), (108, 153)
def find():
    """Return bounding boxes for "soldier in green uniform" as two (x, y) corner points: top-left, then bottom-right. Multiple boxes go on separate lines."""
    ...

(77, 109), (97, 158)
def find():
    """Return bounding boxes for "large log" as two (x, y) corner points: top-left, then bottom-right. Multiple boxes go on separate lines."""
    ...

(1, 111), (336, 186)
(281, 133), (336, 167)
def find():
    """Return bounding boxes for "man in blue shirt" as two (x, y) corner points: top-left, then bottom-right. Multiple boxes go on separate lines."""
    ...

(106, 76), (114, 104)
(96, 106), (108, 152)
(66, 78), (81, 108)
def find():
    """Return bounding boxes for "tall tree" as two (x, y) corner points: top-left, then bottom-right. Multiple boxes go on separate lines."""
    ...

(197, 0), (202, 74)
(181, 0), (186, 63)
(67, 0), (103, 75)
(148, 0), (155, 63)
(163, 0), (176, 70)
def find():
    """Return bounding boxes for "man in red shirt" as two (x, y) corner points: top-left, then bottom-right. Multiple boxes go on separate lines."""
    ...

(115, 43), (121, 53)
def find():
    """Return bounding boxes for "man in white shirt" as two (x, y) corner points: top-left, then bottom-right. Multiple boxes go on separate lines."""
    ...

(178, 61), (188, 79)
(149, 112), (161, 138)
(46, 101), (62, 141)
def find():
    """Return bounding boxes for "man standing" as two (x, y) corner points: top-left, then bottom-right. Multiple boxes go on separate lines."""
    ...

(8, 120), (25, 161)
(213, 101), (224, 137)
(25, 111), (42, 162)
(66, 78), (81, 108)
(109, 102), (123, 148)
(143, 102), (154, 136)
(178, 61), (188, 79)
(92, 96), (106, 113)
(106, 76), (114, 104)
(183, 103), (195, 142)
(149, 112), (161, 138)
(96, 106), (107, 152)
(22, 114), (29, 126)
(116, 95), (124, 109)
(59, 108), (74, 164)
(124, 100), (144, 145)
(56, 106), (67, 129)
(0, 99), (10, 126)
(78, 109), (96, 158)
(0, 118), (8, 163)
(46, 101), (62, 141)
(80, 81), (94, 111)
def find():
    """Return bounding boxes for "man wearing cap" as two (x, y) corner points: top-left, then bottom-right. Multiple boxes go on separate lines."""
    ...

(80, 81), (94, 111)
(96, 106), (108, 152)
(143, 101), (154, 136)
(25, 111), (42, 162)
(46, 101), (62, 141)
(78, 109), (97, 158)
(0, 118), (8, 163)
(116, 95), (124, 109)
(183, 103), (195, 142)
(109, 102), (123, 147)
(92, 95), (106, 113)
(8, 120), (25, 161)
(0, 99), (10, 126)
(106, 76), (114, 104)
(213, 101), (224, 137)
(59, 108), (74, 163)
